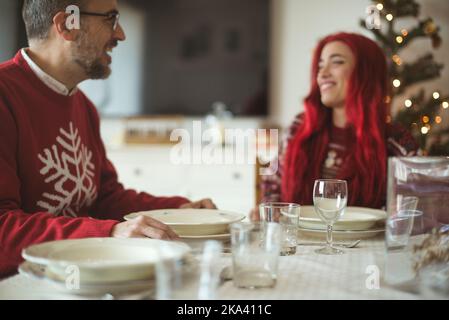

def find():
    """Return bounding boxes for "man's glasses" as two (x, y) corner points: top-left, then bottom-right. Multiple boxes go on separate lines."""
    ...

(80, 11), (120, 31)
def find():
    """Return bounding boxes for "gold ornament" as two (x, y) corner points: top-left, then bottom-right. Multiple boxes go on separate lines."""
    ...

(424, 20), (437, 35)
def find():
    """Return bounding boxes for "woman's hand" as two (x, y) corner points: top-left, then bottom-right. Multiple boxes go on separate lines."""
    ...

(179, 198), (217, 209)
(111, 215), (180, 240)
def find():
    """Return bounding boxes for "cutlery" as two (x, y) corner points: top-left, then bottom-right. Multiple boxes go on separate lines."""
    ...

(297, 239), (361, 248)
(219, 240), (361, 284)
(222, 247), (232, 254)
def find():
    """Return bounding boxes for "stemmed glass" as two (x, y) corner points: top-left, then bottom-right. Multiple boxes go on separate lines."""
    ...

(313, 179), (348, 255)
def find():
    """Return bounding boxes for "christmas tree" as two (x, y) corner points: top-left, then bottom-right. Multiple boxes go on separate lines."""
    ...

(360, 0), (448, 155)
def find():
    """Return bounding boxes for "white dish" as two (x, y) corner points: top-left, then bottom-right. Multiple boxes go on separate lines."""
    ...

(298, 226), (385, 240)
(22, 238), (191, 284)
(124, 209), (246, 236)
(299, 206), (386, 231)
(18, 261), (155, 298)
(180, 233), (231, 240)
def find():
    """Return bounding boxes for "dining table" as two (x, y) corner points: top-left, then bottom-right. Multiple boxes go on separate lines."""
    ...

(0, 235), (430, 300)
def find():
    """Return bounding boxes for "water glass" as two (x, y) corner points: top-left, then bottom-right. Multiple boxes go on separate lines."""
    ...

(231, 222), (281, 289)
(386, 210), (424, 249)
(259, 202), (300, 255)
(155, 241), (223, 300)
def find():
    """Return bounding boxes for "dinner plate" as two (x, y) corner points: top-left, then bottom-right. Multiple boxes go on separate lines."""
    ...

(180, 233), (231, 240)
(124, 209), (246, 236)
(18, 261), (155, 298)
(298, 226), (385, 240)
(22, 238), (191, 284)
(299, 206), (386, 231)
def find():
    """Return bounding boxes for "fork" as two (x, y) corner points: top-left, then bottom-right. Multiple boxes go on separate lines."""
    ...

(297, 239), (361, 248)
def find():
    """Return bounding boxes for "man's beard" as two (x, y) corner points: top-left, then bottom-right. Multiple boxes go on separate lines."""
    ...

(72, 31), (111, 80)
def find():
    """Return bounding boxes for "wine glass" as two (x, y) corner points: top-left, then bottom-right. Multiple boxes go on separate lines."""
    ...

(313, 179), (348, 255)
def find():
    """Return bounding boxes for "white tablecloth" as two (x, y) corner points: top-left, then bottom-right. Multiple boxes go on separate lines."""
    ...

(0, 237), (425, 300)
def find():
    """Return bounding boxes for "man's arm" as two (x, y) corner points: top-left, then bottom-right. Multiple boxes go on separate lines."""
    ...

(0, 97), (119, 278)
(0, 210), (118, 278)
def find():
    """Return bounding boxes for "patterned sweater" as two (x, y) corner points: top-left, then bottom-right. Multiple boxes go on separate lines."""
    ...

(260, 113), (420, 205)
(0, 51), (190, 278)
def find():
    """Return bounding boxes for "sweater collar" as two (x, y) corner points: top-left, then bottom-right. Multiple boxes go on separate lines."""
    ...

(21, 48), (78, 97)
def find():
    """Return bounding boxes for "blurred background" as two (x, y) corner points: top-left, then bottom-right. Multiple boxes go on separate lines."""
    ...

(1, 0), (448, 213)
(1, 0), (270, 117)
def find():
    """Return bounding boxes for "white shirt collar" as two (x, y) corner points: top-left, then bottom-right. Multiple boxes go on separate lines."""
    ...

(21, 48), (78, 96)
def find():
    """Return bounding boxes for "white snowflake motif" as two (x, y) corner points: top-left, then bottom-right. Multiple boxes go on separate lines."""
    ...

(37, 122), (98, 217)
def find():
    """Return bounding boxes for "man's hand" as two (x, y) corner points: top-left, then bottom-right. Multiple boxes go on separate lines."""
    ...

(111, 215), (180, 240)
(179, 198), (217, 209)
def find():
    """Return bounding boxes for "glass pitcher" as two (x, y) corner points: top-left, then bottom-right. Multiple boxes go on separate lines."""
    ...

(385, 157), (449, 298)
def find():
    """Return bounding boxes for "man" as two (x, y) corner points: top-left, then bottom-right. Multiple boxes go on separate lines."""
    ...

(0, 0), (216, 278)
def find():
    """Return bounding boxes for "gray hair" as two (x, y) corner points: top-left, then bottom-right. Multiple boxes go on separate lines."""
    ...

(22, 0), (86, 40)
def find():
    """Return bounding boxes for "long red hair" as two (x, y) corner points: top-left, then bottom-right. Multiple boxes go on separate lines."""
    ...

(281, 32), (388, 208)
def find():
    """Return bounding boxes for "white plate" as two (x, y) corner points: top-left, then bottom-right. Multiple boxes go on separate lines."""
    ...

(298, 226), (385, 240)
(18, 261), (155, 298)
(180, 233), (231, 240)
(22, 238), (191, 284)
(124, 209), (246, 236)
(299, 206), (386, 231)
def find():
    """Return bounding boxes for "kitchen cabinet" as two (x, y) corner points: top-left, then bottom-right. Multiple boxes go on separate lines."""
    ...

(106, 145), (255, 216)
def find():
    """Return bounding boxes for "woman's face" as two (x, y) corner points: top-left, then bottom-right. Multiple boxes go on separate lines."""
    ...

(317, 41), (355, 109)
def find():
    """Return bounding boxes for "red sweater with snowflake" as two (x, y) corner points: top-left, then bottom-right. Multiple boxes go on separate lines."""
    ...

(0, 51), (190, 278)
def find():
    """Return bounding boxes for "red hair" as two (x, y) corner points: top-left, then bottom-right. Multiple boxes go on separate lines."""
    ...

(281, 32), (388, 208)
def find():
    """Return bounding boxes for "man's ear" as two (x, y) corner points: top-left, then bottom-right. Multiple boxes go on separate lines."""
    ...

(53, 11), (80, 41)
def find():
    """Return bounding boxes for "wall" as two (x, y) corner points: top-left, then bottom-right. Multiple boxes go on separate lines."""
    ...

(0, 1), (145, 116)
(143, 0), (269, 115)
(0, 0), (19, 63)
(270, 0), (449, 129)
(1, 0), (448, 124)
(80, 2), (145, 116)
(269, 0), (372, 128)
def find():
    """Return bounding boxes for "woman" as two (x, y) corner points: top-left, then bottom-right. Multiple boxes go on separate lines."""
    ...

(257, 32), (419, 212)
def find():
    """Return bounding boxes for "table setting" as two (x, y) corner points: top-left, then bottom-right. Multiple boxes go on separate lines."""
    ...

(1, 165), (448, 300)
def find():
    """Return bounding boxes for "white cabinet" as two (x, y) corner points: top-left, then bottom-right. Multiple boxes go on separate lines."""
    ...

(106, 146), (255, 215)
(186, 164), (254, 213)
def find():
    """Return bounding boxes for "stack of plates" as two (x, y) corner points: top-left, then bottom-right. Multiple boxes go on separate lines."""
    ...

(298, 206), (386, 240)
(125, 209), (246, 241)
(19, 238), (191, 297)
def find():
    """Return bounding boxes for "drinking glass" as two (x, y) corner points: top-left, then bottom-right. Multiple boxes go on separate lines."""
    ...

(386, 210), (424, 249)
(231, 222), (281, 289)
(155, 240), (223, 300)
(313, 179), (348, 255)
(259, 202), (301, 255)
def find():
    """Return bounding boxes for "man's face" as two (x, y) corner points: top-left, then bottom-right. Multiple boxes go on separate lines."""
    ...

(71, 0), (126, 79)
